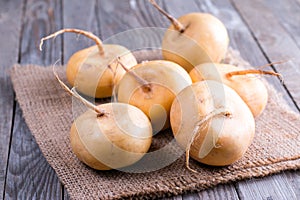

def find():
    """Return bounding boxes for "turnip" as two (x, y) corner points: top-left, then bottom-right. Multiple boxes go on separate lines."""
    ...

(40, 28), (137, 98)
(149, 0), (229, 72)
(170, 80), (255, 170)
(117, 60), (192, 133)
(189, 63), (281, 117)
(51, 68), (152, 170)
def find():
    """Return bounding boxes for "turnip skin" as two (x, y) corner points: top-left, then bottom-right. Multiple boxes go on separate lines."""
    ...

(189, 63), (268, 117)
(41, 30), (150, 170)
(149, 0), (229, 72)
(70, 103), (152, 170)
(67, 45), (137, 98)
(117, 60), (192, 133)
(170, 80), (255, 166)
(70, 123), (111, 170)
(40, 28), (137, 99)
(161, 13), (229, 72)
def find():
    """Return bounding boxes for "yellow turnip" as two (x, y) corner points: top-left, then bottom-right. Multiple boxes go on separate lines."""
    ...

(149, 0), (229, 72)
(189, 63), (281, 117)
(117, 60), (192, 133)
(170, 80), (255, 169)
(40, 28), (137, 98)
(52, 67), (152, 170)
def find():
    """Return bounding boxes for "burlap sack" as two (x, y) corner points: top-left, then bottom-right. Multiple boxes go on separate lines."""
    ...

(10, 49), (300, 199)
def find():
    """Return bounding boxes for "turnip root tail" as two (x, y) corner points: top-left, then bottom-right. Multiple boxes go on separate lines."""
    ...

(226, 69), (282, 81)
(52, 65), (105, 115)
(148, 0), (185, 33)
(226, 60), (288, 81)
(186, 108), (232, 173)
(39, 28), (105, 55)
(116, 57), (151, 92)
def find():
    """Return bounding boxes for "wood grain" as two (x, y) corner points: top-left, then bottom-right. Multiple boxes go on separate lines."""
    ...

(182, 184), (239, 200)
(98, 1), (239, 199)
(194, 0), (297, 111)
(5, 106), (62, 200)
(1, 0), (299, 199)
(98, 0), (168, 39)
(223, 0), (300, 198)
(0, 0), (24, 198)
(282, 171), (300, 197)
(63, 186), (70, 200)
(97, 0), (168, 52)
(231, 0), (300, 108)
(4, 0), (63, 199)
(166, 0), (300, 199)
(20, 0), (62, 66)
(62, 0), (100, 61)
(61, 0), (103, 198)
(236, 173), (298, 199)
(297, 0), (300, 7)
(263, 0), (300, 50)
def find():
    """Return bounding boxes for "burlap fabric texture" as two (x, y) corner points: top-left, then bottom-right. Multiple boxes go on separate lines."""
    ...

(10, 49), (300, 199)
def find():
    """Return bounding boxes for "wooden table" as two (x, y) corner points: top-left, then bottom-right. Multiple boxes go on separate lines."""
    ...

(1, 0), (299, 199)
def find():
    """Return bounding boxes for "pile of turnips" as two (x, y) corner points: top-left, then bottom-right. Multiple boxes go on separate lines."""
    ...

(40, 0), (281, 172)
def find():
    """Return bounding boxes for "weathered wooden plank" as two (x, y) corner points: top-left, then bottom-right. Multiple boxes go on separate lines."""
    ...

(235, 173), (298, 199)
(61, 0), (102, 198)
(294, 0), (300, 9)
(161, 0), (298, 110)
(163, 1), (243, 198)
(262, 0), (300, 50)
(19, 0), (62, 66)
(62, 0), (100, 61)
(98, 0), (168, 39)
(63, 186), (70, 200)
(4, 0), (63, 199)
(196, 0), (297, 110)
(231, 0), (300, 107)
(215, 0), (300, 198)
(5, 106), (62, 200)
(282, 170), (300, 198)
(182, 184), (239, 200)
(0, 0), (24, 199)
(98, 0), (168, 52)
(98, 1), (239, 199)
(166, 0), (300, 199)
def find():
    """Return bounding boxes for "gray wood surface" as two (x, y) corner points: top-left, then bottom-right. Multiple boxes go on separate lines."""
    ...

(0, 0), (299, 199)
(98, 1), (239, 198)
(165, 0), (300, 199)
(62, 0), (100, 61)
(0, 0), (24, 199)
(235, 173), (298, 200)
(231, 0), (300, 107)
(264, 0), (300, 50)
(229, 0), (300, 199)
(62, 0), (102, 199)
(157, 0), (240, 198)
(4, 106), (62, 200)
(185, 184), (239, 200)
(3, 0), (63, 199)
(193, 0), (297, 110)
